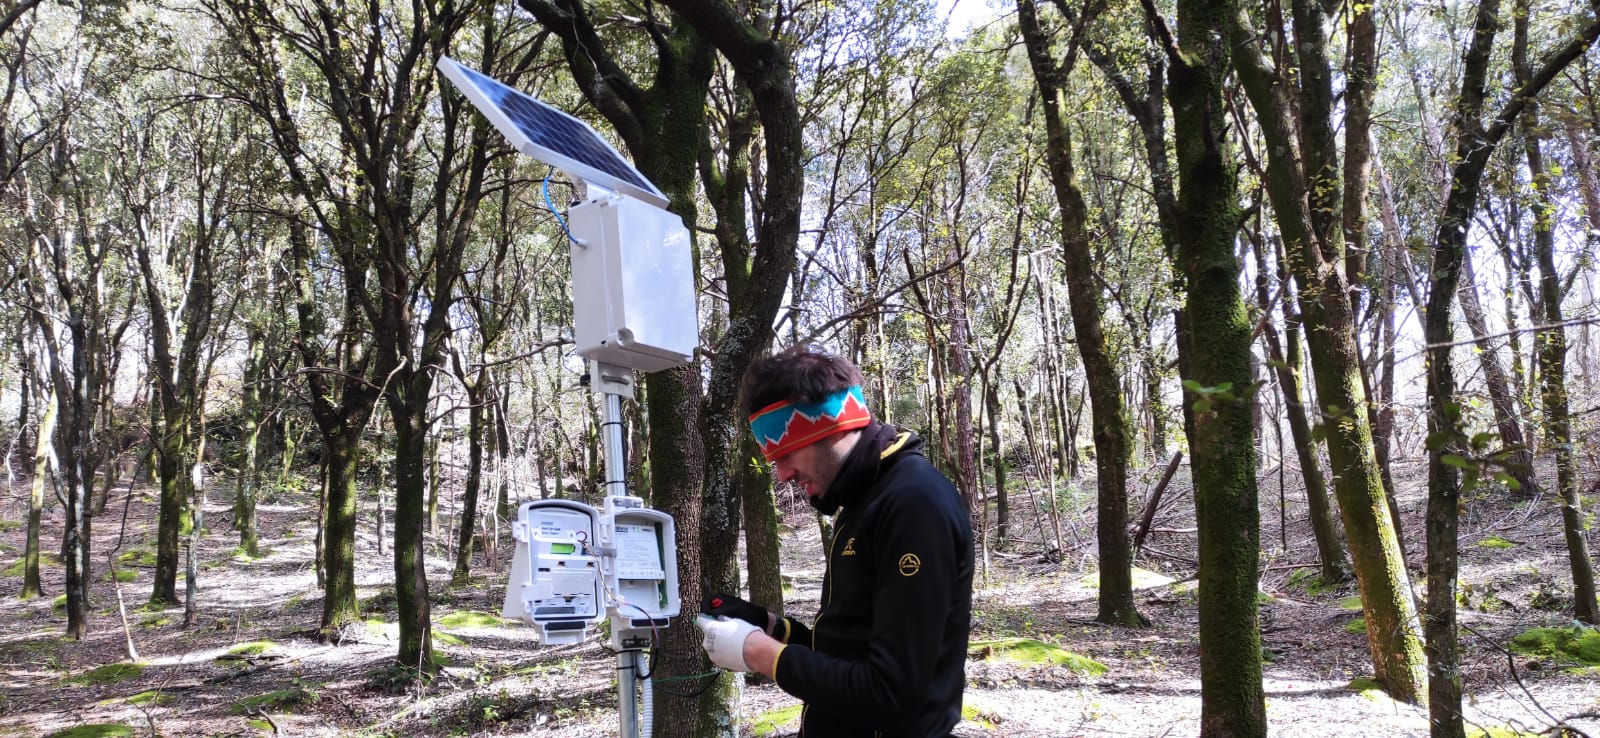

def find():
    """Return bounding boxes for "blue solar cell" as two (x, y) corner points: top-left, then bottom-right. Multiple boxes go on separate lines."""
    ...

(439, 58), (665, 206)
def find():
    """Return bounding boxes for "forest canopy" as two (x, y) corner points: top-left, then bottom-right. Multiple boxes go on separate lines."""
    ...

(2, 0), (1599, 735)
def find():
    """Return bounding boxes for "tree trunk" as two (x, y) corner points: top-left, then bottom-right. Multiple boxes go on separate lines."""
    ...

(184, 434), (206, 626)
(427, 401), (441, 539)
(1018, 0), (1142, 625)
(494, 386), (514, 524)
(135, 198), (217, 609)
(948, 269), (979, 518)
(1422, 2), (1600, 731)
(1372, 157), (1418, 552)
(236, 327), (264, 557)
(392, 397), (435, 672)
(56, 316), (100, 641)
(315, 458), (327, 590)
(454, 370), (487, 586)
(22, 385), (57, 599)
(1249, 234), (1348, 582)
(1535, 223), (1600, 625)
(13, 338), (32, 468)
(320, 430), (361, 635)
(1457, 256), (1536, 494)
(61, 443), (92, 640)
(739, 434), (783, 617)
(1163, 0), (1267, 730)
(1518, 11), (1599, 625)
(1532, 154), (1600, 625)
(985, 381), (1010, 550)
(647, 367), (713, 736)
(1230, 15), (1427, 702)
(150, 426), (186, 606)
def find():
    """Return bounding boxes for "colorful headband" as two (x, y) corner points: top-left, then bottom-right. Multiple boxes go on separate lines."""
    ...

(748, 386), (872, 462)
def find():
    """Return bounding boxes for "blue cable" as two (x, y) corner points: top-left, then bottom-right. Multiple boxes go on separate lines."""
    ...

(543, 166), (577, 243)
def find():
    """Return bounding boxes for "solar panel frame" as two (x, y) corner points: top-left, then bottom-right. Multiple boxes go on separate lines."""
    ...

(437, 56), (668, 209)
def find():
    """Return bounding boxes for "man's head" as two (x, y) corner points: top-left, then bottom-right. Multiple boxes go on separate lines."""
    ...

(743, 346), (871, 501)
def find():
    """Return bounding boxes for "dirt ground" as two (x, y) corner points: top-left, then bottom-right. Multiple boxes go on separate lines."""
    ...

(1, 457), (1597, 737)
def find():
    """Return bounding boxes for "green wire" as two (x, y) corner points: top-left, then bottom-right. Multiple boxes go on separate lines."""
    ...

(649, 669), (722, 684)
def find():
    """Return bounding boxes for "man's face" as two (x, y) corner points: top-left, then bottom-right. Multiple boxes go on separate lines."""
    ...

(772, 432), (856, 499)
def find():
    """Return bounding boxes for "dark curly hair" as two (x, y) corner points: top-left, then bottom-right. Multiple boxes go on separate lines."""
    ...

(741, 345), (865, 418)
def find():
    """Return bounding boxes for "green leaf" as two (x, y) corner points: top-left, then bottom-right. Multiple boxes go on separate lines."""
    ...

(1493, 472), (1521, 491)
(1193, 399), (1213, 413)
(1441, 454), (1471, 469)
(1183, 379), (1203, 393)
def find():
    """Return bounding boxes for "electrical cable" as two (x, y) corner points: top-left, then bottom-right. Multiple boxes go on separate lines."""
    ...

(577, 537), (723, 698)
(543, 166), (576, 243)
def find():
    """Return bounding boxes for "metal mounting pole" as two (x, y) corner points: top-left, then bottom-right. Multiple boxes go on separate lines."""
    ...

(593, 362), (640, 738)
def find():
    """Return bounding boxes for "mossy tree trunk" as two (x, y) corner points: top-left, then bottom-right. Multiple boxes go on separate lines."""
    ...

(214, 6), (382, 641)
(1017, 0), (1142, 627)
(1152, 0), (1267, 731)
(986, 380), (1011, 549)
(517, 1), (726, 731)
(319, 428), (363, 633)
(1424, 2), (1600, 733)
(670, 0), (804, 729)
(141, 302), (212, 612)
(739, 434), (785, 618)
(1228, 8), (1427, 702)
(377, 26), (490, 675)
(1247, 232), (1348, 583)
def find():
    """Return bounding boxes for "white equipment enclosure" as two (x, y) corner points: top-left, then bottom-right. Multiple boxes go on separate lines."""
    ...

(503, 496), (681, 648)
(569, 196), (698, 372)
(438, 55), (699, 738)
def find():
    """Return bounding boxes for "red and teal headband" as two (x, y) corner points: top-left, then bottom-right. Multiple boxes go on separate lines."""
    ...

(747, 385), (872, 462)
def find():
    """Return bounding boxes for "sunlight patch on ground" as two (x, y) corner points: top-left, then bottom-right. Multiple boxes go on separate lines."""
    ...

(970, 637), (1108, 675)
(1076, 567), (1180, 591)
(0, 627), (61, 646)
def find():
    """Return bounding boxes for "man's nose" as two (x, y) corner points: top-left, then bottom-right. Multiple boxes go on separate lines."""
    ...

(774, 461), (796, 482)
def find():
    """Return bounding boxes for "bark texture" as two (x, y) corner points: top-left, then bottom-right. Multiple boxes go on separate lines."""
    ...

(1152, 0), (1267, 730)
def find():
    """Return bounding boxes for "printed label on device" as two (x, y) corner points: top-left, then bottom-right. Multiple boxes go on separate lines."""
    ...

(614, 524), (665, 580)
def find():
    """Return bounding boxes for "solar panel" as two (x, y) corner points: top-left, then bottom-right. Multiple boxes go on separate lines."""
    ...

(437, 56), (668, 208)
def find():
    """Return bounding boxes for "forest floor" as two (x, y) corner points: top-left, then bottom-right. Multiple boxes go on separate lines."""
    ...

(1, 457), (1598, 737)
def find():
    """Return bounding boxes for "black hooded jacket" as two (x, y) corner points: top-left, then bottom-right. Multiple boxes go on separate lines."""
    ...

(770, 422), (975, 737)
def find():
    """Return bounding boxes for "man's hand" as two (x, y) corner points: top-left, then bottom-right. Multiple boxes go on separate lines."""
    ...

(701, 593), (771, 631)
(696, 615), (761, 672)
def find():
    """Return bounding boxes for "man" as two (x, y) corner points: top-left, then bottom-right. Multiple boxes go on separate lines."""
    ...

(697, 346), (975, 737)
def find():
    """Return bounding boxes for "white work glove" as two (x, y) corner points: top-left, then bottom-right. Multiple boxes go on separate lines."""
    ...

(695, 615), (760, 672)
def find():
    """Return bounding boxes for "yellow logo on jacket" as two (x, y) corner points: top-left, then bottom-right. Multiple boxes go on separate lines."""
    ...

(898, 553), (921, 576)
(841, 538), (856, 557)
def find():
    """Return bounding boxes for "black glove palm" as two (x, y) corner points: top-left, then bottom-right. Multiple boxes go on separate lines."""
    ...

(702, 592), (769, 630)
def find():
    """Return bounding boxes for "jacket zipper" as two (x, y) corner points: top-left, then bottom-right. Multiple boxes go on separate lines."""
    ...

(802, 436), (906, 738)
